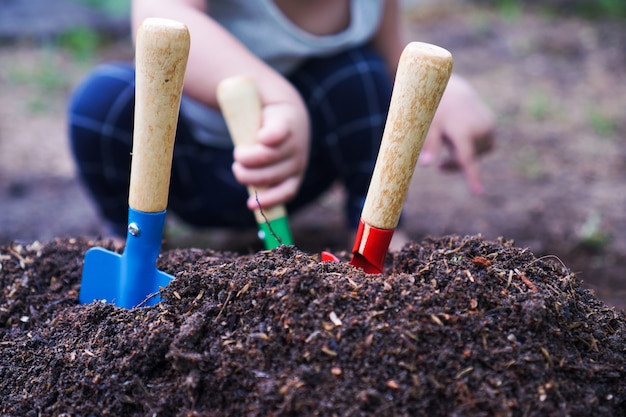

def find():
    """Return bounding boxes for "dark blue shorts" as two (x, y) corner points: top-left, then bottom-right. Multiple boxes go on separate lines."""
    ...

(68, 44), (393, 234)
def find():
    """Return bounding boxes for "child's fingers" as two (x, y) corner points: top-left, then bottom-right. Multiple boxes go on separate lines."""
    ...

(419, 124), (443, 166)
(257, 109), (290, 147)
(234, 142), (288, 168)
(459, 156), (484, 195)
(232, 155), (301, 189)
(445, 130), (484, 194)
(245, 176), (301, 210)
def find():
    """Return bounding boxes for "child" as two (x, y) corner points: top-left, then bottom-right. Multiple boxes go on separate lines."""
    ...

(68, 0), (495, 243)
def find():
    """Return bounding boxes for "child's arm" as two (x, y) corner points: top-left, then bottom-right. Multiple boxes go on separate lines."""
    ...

(133, 0), (299, 108)
(370, 0), (405, 76)
(132, 0), (310, 210)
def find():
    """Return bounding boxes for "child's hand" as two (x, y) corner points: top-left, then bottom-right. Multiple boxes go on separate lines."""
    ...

(232, 95), (310, 211)
(419, 74), (495, 194)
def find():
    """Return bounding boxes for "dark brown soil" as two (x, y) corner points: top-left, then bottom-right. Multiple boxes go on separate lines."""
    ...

(1, 236), (624, 416)
(1, 5), (626, 414)
(2, 3), (626, 312)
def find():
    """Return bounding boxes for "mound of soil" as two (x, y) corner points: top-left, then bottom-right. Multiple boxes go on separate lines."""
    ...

(1, 236), (625, 416)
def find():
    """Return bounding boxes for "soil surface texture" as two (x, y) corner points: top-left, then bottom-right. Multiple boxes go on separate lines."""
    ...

(1, 3), (625, 311)
(1, 236), (624, 416)
(1, 4), (626, 414)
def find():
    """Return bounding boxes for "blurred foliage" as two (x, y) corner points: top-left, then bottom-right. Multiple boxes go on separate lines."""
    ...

(471, 0), (626, 19)
(577, 211), (612, 251)
(491, 0), (523, 21)
(51, 0), (132, 62)
(588, 108), (617, 138)
(54, 27), (102, 61)
(526, 90), (552, 121)
(514, 146), (546, 181)
(74, 0), (130, 17)
(7, 49), (68, 92)
(6, 47), (73, 112)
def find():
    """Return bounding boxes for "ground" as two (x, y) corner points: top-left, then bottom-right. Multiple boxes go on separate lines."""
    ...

(1, 236), (624, 415)
(0, 2), (625, 310)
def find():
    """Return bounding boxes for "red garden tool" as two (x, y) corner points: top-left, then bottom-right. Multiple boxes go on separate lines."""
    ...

(79, 18), (190, 308)
(322, 42), (453, 273)
(217, 76), (294, 249)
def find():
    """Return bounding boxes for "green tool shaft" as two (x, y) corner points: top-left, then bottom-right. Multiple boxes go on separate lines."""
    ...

(259, 215), (293, 249)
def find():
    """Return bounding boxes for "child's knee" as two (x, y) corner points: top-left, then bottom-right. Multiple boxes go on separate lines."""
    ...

(69, 62), (135, 120)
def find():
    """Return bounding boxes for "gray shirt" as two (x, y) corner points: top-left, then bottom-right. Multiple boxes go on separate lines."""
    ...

(209, 0), (383, 74)
(180, 0), (384, 148)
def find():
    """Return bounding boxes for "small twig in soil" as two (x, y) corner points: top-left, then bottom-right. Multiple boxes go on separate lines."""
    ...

(133, 374), (157, 414)
(7, 247), (27, 269)
(136, 289), (162, 308)
(254, 191), (283, 246)
(532, 254), (568, 269)
(514, 268), (539, 292)
(214, 289), (233, 323)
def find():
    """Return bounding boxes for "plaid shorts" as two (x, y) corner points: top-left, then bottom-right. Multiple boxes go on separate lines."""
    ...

(68, 44), (393, 234)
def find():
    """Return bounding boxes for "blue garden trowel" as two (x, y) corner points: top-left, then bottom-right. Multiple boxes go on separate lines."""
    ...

(79, 18), (190, 308)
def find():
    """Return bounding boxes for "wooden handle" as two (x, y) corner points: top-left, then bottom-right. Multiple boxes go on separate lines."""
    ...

(128, 18), (190, 213)
(361, 42), (453, 229)
(216, 76), (288, 223)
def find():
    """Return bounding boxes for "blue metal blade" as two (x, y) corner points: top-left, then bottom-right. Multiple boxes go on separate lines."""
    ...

(79, 209), (174, 308)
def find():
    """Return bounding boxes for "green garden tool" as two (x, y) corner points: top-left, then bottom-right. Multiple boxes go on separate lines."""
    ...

(217, 76), (294, 249)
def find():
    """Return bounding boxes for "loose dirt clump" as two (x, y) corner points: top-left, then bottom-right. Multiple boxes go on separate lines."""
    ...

(1, 236), (625, 416)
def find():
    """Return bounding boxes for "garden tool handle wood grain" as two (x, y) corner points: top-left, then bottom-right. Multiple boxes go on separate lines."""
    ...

(128, 18), (190, 213)
(216, 76), (288, 224)
(361, 42), (453, 231)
